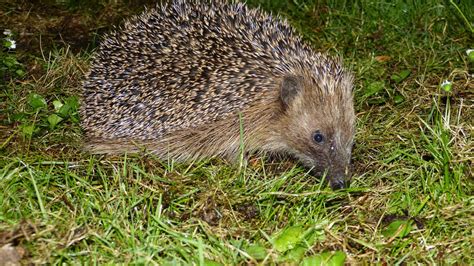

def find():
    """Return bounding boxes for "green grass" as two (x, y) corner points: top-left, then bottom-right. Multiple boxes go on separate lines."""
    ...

(1, 0), (473, 264)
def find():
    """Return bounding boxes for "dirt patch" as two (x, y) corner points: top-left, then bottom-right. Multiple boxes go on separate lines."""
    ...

(234, 203), (259, 220)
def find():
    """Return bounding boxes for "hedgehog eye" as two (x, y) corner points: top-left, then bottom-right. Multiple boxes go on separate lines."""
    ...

(312, 131), (324, 144)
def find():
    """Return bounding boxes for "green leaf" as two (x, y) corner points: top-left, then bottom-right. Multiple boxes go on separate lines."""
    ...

(364, 81), (385, 97)
(329, 251), (347, 265)
(4, 40), (14, 48)
(47, 114), (63, 129)
(27, 93), (47, 110)
(20, 124), (35, 137)
(440, 81), (452, 92)
(245, 244), (267, 260)
(15, 69), (25, 77)
(2, 55), (18, 68)
(65, 96), (79, 110)
(272, 225), (305, 253)
(304, 226), (326, 246)
(393, 93), (405, 104)
(11, 112), (27, 122)
(391, 70), (411, 83)
(281, 245), (307, 262)
(382, 220), (412, 238)
(53, 100), (64, 112)
(58, 104), (72, 117)
(467, 49), (474, 62)
(300, 251), (346, 266)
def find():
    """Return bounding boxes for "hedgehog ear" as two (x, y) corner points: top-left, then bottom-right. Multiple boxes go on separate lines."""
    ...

(280, 75), (304, 108)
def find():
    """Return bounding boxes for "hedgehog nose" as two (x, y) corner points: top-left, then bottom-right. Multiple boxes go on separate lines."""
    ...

(330, 179), (349, 190)
(329, 165), (351, 190)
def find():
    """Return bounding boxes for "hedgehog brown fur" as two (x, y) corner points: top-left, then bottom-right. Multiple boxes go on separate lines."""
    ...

(81, 0), (355, 189)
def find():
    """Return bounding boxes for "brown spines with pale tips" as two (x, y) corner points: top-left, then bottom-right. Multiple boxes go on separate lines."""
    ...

(81, 0), (355, 189)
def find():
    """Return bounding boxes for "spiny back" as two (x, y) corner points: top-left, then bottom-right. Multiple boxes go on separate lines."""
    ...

(81, 0), (346, 140)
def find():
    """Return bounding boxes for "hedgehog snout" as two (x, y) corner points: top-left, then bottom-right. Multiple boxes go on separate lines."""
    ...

(307, 158), (352, 190)
(328, 166), (351, 190)
(327, 151), (352, 190)
(309, 158), (351, 190)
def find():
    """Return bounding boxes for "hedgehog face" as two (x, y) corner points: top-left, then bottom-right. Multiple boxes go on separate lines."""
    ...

(278, 73), (355, 189)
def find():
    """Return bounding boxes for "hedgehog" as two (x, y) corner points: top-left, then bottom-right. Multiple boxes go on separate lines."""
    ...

(81, 0), (355, 189)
